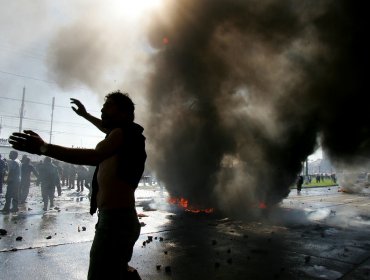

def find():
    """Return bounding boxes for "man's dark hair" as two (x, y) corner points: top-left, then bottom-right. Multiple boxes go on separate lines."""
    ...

(105, 90), (135, 122)
(9, 150), (18, 158)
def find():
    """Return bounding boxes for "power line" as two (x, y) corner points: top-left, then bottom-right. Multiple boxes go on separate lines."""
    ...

(0, 95), (100, 112)
(0, 69), (57, 85)
(0, 69), (92, 94)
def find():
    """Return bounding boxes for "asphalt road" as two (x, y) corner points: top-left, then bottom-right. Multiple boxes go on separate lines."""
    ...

(1, 184), (370, 279)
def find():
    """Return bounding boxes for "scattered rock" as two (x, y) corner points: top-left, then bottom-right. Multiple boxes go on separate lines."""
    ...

(16, 236), (23, 241)
(304, 256), (311, 263)
(147, 236), (153, 242)
(82, 226), (86, 231)
(140, 222), (146, 227)
(0, 229), (7, 236)
(164, 251), (168, 255)
(165, 266), (171, 273)
(46, 236), (52, 240)
(156, 265), (161, 270)
(28, 208), (32, 211)
(159, 237), (164, 242)
(142, 241), (146, 246)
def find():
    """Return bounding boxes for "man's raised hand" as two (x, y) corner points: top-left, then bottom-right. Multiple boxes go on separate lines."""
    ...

(9, 130), (45, 155)
(70, 98), (88, 117)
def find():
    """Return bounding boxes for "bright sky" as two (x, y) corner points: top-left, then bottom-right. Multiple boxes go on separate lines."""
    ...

(0, 0), (323, 161)
(0, 0), (162, 148)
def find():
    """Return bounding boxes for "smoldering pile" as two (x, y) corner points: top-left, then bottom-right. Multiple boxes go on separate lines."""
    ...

(145, 0), (369, 216)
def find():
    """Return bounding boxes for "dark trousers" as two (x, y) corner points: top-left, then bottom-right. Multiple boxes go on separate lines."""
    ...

(77, 179), (85, 192)
(19, 182), (31, 203)
(88, 208), (141, 280)
(55, 184), (61, 196)
(3, 182), (19, 211)
(0, 174), (3, 193)
(41, 184), (54, 209)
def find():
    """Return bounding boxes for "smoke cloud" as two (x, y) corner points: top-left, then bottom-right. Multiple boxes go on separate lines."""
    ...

(46, 0), (369, 216)
(145, 0), (369, 215)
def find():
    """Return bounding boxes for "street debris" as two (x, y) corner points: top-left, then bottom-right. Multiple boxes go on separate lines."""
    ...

(304, 256), (311, 263)
(137, 213), (148, 218)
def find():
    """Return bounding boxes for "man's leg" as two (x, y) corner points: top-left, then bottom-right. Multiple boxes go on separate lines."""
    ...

(9, 184), (19, 212)
(20, 183), (30, 203)
(1, 186), (11, 212)
(0, 175), (3, 194)
(41, 185), (48, 210)
(88, 210), (141, 280)
(49, 187), (54, 208)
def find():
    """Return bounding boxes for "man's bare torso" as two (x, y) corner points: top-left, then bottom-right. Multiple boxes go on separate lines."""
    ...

(96, 130), (135, 209)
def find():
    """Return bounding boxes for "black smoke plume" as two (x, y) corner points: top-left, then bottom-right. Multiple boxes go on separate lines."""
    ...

(145, 0), (369, 215)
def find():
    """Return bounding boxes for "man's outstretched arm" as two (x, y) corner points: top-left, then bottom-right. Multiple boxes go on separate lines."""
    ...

(9, 130), (100, 166)
(70, 98), (108, 134)
(9, 129), (124, 166)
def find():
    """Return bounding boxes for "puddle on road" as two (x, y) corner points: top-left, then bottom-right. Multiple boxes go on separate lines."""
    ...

(306, 208), (331, 221)
(302, 265), (343, 280)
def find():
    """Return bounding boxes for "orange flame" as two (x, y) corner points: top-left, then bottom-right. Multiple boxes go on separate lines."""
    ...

(168, 197), (214, 213)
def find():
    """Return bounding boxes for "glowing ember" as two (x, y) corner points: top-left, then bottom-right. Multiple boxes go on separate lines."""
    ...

(168, 197), (214, 213)
(259, 202), (267, 209)
(163, 37), (169, 45)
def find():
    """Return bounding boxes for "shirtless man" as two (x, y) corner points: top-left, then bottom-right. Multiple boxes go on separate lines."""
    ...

(9, 91), (146, 279)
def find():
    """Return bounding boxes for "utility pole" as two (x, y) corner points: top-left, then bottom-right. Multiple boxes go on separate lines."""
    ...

(19, 87), (26, 132)
(49, 97), (55, 143)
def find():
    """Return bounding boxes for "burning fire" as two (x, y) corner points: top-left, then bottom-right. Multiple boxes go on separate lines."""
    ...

(168, 197), (214, 213)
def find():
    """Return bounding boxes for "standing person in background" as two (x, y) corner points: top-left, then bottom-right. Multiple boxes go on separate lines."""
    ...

(0, 154), (7, 195)
(297, 175), (304, 195)
(0, 151), (20, 213)
(76, 165), (88, 192)
(19, 155), (38, 204)
(52, 160), (62, 196)
(68, 164), (76, 189)
(37, 157), (59, 211)
(61, 162), (69, 186)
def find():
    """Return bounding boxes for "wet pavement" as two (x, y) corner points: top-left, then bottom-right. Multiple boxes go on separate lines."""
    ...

(1, 184), (370, 279)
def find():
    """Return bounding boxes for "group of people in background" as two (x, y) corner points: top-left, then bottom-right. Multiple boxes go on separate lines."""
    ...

(0, 151), (94, 213)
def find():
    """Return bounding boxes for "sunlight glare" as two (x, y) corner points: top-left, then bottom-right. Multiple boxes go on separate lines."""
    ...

(110, 0), (163, 20)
